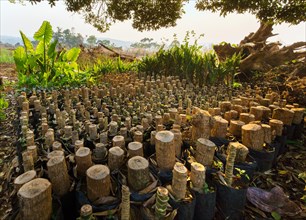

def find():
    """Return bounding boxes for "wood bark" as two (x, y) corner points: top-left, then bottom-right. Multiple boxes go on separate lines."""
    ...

(18, 178), (52, 220)
(86, 165), (111, 202)
(191, 108), (211, 141)
(47, 155), (70, 196)
(211, 116), (228, 138)
(128, 142), (143, 158)
(190, 162), (205, 191)
(229, 120), (245, 137)
(108, 146), (125, 171)
(14, 170), (36, 192)
(269, 119), (284, 137)
(155, 131), (175, 171)
(75, 147), (93, 177)
(242, 124), (264, 151)
(272, 108), (295, 126)
(195, 138), (216, 167)
(172, 162), (187, 200)
(127, 156), (150, 191)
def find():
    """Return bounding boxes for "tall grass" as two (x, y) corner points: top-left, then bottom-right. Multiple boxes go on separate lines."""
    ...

(0, 48), (14, 63)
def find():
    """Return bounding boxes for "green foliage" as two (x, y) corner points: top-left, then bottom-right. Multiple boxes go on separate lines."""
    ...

(53, 27), (84, 48)
(20, 0), (304, 33)
(271, 211), (281, 220)
(25, 0), (185, 32)
(196, 0), (306, 25)
(234, 168), (250, 180)
(14, 20), (94, 90)
(88, 57), (138, 76)
(0, 48), (14, 63)
(138, 32), (241, 86)
(86, 35), (97, 47)
(131, 38), (161, 49)
(0, 95), (8, 121)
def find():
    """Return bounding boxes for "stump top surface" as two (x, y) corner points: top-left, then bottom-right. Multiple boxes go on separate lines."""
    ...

(229, 142), (246, 149)
(18, 178), (51, 198)
(230, 120), (245, 126)
(157, 186), (168, 196)
(14, 170), (36, 184)
(109, 146), (124, 155)
(173, 162), (187, 174)
(191, 162), (205, 172)
(76, 147), (91, 157)
(86, 165), (110, 180)
(155, 131), (174, 143)
(47, 150), (64, 159)
(213, 115), (228, 124)
(197, 138), (215, 147)
(47, 155), (65, 167)
(75, 140), (84, 145)
(261, 124), (271, 129)
(112, 135), (124, 142)
(128, 142), (142, 150)
(242, 123), (262, 131)
(128, 156), (148, 170)
(27, 145), (37, 150)
(269, 119), (284, 125)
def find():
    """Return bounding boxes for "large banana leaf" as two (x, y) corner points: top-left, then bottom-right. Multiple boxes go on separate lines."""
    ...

(33, 21), (53, 44)
(20, 31), (34, 53)
(13, 46), (26, 72)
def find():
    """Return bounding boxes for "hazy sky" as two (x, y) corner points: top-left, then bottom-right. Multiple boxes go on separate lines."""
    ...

(1, 0), (305, 45)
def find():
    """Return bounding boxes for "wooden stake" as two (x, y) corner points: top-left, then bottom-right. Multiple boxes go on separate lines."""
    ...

(172, 162), (187, 200)
(239, 113), (255, 124)
(170, 129), (182, 158)
(23, 151), (34, 172)
(242, 124), (264, 151)
(228, 142), (248, 163)
(14, 170), (36, 192)
(155, 131), (175, 170)
(127, 156), (150, 191)
(191, 108), (211, 141)
(229, 120), (245, 137)
(86, 165), (111, 202)
(269, 119), (284, 137)
(190, 162), (205, 191)
(27, 145), (38, 163)
(128, 142), (143, 158)
(75, 147), (93, 177)
(291, 108), (305, 124)
(272, 108), (294, 126)
(108, 146), (125, 171)
(52, 141), (62, 151)
(112, 135), (125, 149)
(195, 138), (216, 167)
(18, 178), (52, 220)
(47, 155), (70, 196)
(211, 116), (228, 138)
(262, 124), (272, 144)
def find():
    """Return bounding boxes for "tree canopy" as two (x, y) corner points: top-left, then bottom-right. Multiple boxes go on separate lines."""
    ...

(20, 0), (306, 32)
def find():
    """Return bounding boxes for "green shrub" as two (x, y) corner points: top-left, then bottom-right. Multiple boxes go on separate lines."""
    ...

(138, 32), (241, 86)
(0, 95), (8, 121)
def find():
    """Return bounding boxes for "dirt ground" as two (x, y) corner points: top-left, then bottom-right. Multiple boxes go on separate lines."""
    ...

(0, 63), (305, 219)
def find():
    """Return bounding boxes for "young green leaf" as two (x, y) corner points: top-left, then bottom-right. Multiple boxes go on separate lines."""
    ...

(33, 21), (53, 44)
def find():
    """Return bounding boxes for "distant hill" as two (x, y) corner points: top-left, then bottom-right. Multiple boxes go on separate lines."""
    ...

(0, 35), (133, 48)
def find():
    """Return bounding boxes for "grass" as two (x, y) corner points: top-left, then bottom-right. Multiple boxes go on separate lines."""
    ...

(0, 48), (14, 63)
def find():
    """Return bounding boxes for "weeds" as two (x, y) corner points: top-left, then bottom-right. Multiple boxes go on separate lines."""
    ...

(0, 48), (14, 63)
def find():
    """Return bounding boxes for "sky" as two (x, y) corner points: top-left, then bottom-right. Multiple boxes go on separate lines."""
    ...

(0, 0), (305, 45)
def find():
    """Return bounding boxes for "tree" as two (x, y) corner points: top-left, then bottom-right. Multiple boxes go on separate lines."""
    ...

(86, 35), (97, 47)
(195, 0), (306, 25)
(131, 38), (160, 49)
(21, 0), (305, 32)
